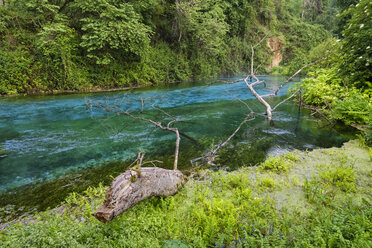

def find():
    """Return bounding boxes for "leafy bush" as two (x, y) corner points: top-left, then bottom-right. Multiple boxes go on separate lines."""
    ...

(332, 93), (372, 125)
(299, 68), (372, 125)
(339, 0), (372, 88)
(259, 154), (294, 173)
(259, 177), (278, 191)
(320, 165), (356, 192)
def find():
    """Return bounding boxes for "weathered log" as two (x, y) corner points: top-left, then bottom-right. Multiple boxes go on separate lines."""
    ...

(93, 167), (185, 222)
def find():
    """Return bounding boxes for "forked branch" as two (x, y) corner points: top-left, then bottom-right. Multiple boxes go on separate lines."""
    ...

(88, 99), (182, 170)
(243, 41), (331, 122)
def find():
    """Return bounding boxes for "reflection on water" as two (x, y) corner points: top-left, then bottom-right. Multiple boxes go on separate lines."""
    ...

(0, 76), (355, 191)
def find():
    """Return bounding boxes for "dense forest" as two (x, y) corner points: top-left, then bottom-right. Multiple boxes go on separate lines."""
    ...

(1, 0), (368, 95)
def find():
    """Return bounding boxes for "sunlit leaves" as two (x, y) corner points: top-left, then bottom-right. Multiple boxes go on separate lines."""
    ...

(73, 0), (152, 65)
(339, 0), (372, 87)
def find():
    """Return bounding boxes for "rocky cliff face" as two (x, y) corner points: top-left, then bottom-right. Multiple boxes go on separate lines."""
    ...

(267, 37), (283, 71)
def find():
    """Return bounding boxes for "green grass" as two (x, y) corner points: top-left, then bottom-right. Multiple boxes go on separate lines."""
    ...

(0, 140), (371, 247)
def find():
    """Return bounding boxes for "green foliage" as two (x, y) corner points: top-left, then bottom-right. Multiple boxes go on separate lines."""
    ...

(1, 143), (371, 247)
(0, 0), (334, 95)
(303, 162), (356, 205)
(73, 0), (152, 65)
(36, 21), (88, 90)
(0, 47), (40, 94)
(303, 148), (357, 206)
(303, 176), (334, 204)
(338, 0), (372, 88)
(333, 93), (372, 125)
(320, 165), (356, 192)
(162, 239), (189, 248)
(259, 177), (278, 191)
(279, 19), (332, 74)
(259, 153), (297, 173)
(299, 67), (372, 125)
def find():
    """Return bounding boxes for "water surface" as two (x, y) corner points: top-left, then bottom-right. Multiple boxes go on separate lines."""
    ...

(0, 76), (355, 192)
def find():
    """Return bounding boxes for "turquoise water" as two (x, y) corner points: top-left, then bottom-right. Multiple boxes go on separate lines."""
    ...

(0, 76), (355, 192)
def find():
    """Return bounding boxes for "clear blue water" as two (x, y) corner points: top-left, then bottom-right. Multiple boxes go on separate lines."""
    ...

(0, 76), (354, 192)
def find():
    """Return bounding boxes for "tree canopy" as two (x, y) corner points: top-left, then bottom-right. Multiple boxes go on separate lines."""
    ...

(0, 0), (368, 95)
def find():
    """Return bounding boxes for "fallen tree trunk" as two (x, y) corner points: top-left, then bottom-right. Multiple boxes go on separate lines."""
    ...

(93, 167), (185, 222)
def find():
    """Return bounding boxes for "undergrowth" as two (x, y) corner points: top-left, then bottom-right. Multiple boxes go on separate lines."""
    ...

(259, 152), (300, 173)
(0, 141), (371, 247)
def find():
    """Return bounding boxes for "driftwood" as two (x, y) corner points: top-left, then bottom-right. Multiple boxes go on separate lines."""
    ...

(93, 167), (185, 222)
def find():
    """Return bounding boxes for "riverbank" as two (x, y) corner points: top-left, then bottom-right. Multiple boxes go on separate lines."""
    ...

(0, 74), (285, 98)
(1, 139), (370, 247)
(0, 85), (147, 98)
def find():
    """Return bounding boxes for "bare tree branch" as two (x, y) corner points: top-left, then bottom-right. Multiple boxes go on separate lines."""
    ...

(253, 33), (269, 48)
(243, 41), (333, 124)
(209, 112), (256, 159)
(89, 99), (183, 170)
(224, 90), (253, 112)
(272, 89), (301, 111)
(251, 80), (266, 87)
(274, 54), (332, 95)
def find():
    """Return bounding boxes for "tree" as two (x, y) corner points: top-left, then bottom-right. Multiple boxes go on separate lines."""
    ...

(338, 0), (372, 88)
(72, 0), (152, 65)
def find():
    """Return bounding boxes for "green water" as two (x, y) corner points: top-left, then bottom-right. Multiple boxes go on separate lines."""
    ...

(0, 76), (356, 221)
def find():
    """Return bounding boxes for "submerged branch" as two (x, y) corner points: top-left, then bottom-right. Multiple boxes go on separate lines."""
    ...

(272, 89), (301, 111)
(209, 112), (255, 158)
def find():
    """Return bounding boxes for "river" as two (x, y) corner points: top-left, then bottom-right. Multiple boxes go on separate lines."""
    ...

(0, 76), (355, 221)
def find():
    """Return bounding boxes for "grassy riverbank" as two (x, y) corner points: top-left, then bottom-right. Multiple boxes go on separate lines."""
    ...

(1, 139), (371, 247)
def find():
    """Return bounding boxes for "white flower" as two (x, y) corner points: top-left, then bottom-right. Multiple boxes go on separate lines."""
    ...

(359, 56), (363, 59)
(360, 24), (364, 28)
(367, 46), (370, 49)
(336, 39), (341, 42)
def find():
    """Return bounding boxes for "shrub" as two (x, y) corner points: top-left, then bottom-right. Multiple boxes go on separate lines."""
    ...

(260, 154), (297, 174)
(320, 165), (356, 192)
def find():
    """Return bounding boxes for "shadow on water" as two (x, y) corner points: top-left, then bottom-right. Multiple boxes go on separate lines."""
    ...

(0, 76), (357, 222)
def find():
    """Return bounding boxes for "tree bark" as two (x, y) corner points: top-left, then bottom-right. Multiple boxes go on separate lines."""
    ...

(246, 46), (273, 122)
(174, 129), (180, 170)
(93, 167), (185, 222)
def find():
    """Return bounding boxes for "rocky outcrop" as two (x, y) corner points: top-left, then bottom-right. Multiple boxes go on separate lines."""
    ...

(267, 37), (283, 71)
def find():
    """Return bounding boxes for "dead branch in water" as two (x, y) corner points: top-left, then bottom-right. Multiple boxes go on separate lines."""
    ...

(200, 38), (330, 164)
(87, 97), (194, 170)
